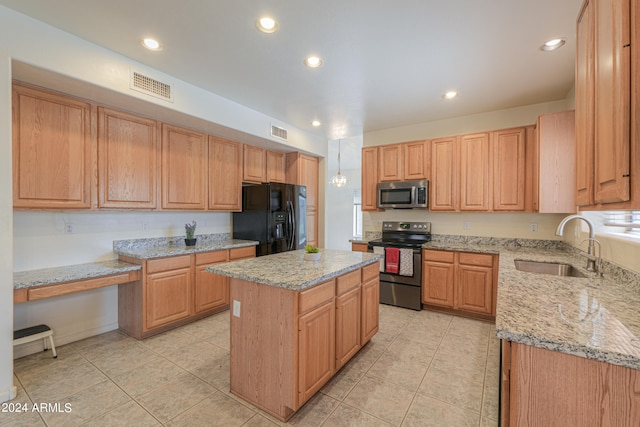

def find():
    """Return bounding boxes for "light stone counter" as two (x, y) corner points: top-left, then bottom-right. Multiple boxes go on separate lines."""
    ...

(422, 236), (640, 370)
(14, 260), (141, 290)
(207, 248), (382, 291)
(113, 234), (258, 259)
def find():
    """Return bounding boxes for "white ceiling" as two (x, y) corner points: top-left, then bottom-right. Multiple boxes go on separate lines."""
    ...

(0, 0), (582, 140)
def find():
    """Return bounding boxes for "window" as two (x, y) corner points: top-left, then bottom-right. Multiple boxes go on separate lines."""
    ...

(601, 211), (640, 237)
(353, 203), (362, 238)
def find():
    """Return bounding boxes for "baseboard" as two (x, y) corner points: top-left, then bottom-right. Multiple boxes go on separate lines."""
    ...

(13, 322), (119, 359)
(0, 385), (17, 402)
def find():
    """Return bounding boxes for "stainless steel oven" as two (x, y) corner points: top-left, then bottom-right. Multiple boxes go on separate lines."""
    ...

(368, 221), (431, 310)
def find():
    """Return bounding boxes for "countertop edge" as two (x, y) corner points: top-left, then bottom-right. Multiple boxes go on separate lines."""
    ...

(14, 261), (142, 290)
(114, 240), (259, 259)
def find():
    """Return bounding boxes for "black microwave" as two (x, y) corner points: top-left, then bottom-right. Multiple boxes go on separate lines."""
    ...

(377, 180), (428, 209)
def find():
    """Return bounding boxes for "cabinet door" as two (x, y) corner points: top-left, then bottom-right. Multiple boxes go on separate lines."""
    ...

(299, 154), (319, 211)
(456, 264), (493, 315)
(492, 128), (526, 211)
(404, 140), (429, 180)
(378, 144), (403, 181)
(161, 124), (207, 210)
(266, 151), (285, 183)
(209, 136), (242, 211)
(593, 0), (631, 204)
(243, 145), (266, 183)
(361, 276), (380, 344)
(422, 260), (455, 308)
(361, 147), (379, 211)
(12, 84), (92, 209)
(335, 286), (361, 370)
(298, 300), (335, 405)
(98, 107), (159, 208)
(575, 0), (595, 207)
(460, 133), (490, 211)
(306, 211), (316, 248)
(351, 243), (368, 252)
(194, 265), (228, 313)
(430, 137), (458, 211)
(146, 267), (191, 329)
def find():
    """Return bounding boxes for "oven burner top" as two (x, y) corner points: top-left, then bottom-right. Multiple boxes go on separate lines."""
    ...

(368, 238), (428, 249)
(367, 221), (432, 250)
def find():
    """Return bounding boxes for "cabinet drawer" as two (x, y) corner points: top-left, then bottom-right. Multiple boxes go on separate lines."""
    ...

(336, 269), (361, 295)
(229, 246), (256, 260)
(196, 250), (228, 265)
(147, 255), (191, 274)
(423, 249), (455, 263)
(362, 262), (379, 282)
(299, 279), (335, 314)
(458, 252), (494, 267)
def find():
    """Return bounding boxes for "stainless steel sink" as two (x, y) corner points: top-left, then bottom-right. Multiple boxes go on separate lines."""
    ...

(514, 260), (587, 278)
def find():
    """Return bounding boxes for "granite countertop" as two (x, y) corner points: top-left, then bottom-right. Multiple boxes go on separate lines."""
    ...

(207, 249), (382, 291)
(422, 237), (640, 370)
(114, 238), (258, 259)
(14, 260), (142, 290)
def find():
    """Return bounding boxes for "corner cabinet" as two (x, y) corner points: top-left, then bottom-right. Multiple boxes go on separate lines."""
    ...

(118, 246), (255, 339)
(12, 83), (93, 209)
(575, 0), (638, 208)
(161, 124), (208, 210)
(422, 249), (497, 320)
(229, 262), (379, 421)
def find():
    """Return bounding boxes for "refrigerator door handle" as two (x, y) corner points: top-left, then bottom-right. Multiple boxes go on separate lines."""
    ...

(289, 201), (296, 250)
(285, 201), (293, 250)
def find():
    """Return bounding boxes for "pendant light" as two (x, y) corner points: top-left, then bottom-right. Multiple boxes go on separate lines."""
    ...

(330, 139), (348, 187)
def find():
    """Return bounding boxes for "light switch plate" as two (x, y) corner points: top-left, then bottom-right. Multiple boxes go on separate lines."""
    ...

(232, 300), (241, 318)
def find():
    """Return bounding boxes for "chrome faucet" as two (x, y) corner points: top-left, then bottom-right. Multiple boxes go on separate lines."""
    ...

(555, 214), (598, 272)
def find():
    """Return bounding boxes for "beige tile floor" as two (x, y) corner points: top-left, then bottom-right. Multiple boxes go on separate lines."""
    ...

(6, 305), (500, 426)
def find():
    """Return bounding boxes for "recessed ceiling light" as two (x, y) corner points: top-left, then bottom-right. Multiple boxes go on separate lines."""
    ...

(304, 56), (323, 68)
(141, 38), (162, 51)
(256, 17), (278, 33)
(443, 91), (458, 100)
(311, 120), (321, 127)
(541, 38), (566, 51)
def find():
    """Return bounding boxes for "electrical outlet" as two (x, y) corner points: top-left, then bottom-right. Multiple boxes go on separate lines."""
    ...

(64, 223), (74, 234)
(233, 300), (241, 318)
(530, 223), (538, 233)
(142, 221), (149, 231)
(463, 221), (471, 230)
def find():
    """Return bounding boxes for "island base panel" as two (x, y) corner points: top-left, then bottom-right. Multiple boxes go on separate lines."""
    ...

(229, 278), (298, 421)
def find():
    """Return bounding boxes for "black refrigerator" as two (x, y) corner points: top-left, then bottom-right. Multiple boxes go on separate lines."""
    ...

(232, 183), (307, 257)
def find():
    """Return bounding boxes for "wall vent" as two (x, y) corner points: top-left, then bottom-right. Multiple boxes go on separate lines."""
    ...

(271, 124), (288, 141)
(130, 71), (173, 102)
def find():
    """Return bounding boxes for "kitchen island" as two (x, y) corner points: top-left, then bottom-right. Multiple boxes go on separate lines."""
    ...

(207, 249), (381, 421)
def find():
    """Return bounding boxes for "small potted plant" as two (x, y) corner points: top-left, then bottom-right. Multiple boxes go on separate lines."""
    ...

(304, 244), (320, 261)
(184, 220), (197, 246)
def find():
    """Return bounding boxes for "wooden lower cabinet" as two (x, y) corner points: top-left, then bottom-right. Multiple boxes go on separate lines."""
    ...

(229, 263), (379, 421)
(422, 249), (497, 319)
(351, 242), (368, 252)
(502, 341), (640, 426)
(118, 246), (255, 339)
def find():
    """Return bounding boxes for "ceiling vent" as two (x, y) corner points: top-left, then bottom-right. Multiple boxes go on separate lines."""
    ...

(130, 71), (173, 102)
(271, 124), (288, 141)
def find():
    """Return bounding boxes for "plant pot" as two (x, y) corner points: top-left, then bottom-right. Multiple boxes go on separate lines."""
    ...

(304, 252), (321, 261)
(185, 238), (197, 247)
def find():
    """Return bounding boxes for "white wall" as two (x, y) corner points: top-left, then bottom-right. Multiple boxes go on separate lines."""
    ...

(0, 49), (16, 402)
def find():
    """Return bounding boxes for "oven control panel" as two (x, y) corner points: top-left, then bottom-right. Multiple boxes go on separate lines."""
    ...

(382, 221), (431, 233)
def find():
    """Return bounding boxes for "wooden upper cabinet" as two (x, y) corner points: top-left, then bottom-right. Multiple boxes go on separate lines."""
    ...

(12, 84), (93, 209)
(430, 137), (458, 211)
(576, 0), (595, 207)
(593, 0), (630, 204)
(378, 144), (403, 181)
(404, 140), (430, 180)
(459, 133), (490, 211)
(97, 107), (159, 209)
(537, 111), (576, 213)
(161, 124), (207, 210)
(243, 145), (266, 183)
(361, 147), (379, 211)
(209, 136), (242, 211)
(266, 150), (286, 183)
(492, 128), (526, 211)
(290, 153), (318, 211)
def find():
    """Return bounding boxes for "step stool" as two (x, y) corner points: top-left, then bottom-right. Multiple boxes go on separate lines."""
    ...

(13, 324), (57, 358)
